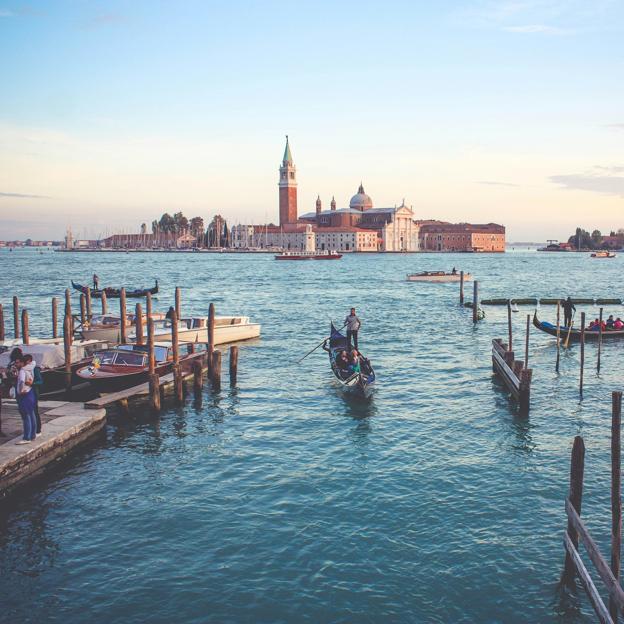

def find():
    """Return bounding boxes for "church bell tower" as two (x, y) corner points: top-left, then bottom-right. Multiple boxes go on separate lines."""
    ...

(279, 136), (298, 226)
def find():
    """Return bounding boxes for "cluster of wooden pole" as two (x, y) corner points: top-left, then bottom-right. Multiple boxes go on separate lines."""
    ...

(561, 392), (623, 623)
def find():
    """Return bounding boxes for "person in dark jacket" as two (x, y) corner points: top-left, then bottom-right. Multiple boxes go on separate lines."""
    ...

(562, 297), (575, 327)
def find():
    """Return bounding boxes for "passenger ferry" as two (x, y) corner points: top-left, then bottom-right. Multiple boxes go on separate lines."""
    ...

(274, 250), (342, 260)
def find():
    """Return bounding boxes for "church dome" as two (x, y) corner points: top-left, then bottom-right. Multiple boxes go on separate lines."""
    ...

(349, 183), (373, 211)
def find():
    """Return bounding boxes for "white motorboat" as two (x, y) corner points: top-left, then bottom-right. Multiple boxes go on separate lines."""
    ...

(78, 313), (166, 342)
(406, 271), (472, 283)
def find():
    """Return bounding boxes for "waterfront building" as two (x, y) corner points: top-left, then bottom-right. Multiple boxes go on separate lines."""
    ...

(418, 221), (505, 252)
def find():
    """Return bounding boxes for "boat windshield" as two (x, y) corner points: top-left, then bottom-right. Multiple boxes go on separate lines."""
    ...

(114, 351), (146, 366)
(97, 351), (117, 365)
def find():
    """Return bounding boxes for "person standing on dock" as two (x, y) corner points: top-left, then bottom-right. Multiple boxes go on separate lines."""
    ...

(14, 356), (37, 444)
(562, 296), (575, 327)
(93, 273), (99, 290)
(344, 308), (361, 350)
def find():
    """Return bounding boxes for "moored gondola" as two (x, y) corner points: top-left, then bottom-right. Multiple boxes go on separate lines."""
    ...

(324, 323), (375, 397)
(532, 311), (624, 341)
(71, 280), (159, 298)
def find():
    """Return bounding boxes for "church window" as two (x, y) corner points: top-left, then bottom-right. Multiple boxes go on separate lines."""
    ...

(289, 172), (295, 179)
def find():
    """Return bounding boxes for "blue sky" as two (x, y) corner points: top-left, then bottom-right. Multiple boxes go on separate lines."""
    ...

(1, 0), (623, 240)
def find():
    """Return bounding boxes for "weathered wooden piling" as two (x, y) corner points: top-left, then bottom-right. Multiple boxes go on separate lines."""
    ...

(580, 311), (586, 399)
(175, 287), (181, 321)
(21, 309), (29, 345)
(598, 307), (604, 374)
(80, 293), (87, 328)
(472, 281), (479, 323)
(612, 391), (623, 622)
(0, 303), (4, 342)
(211, 349), (222, 391)
(491, 338), (532, 413)
(52, 297), (58, 339)
(556, 301), (561, 373)
(459, 271), (465, 305)
(171, 311), (184, 403)
(507, 300), (513, 350)
(86, 286), (92, 322)
(135, 303), (144, 345)
(192, 359), (203, 395)
(120, 288), (127, 344)
(13, 296), (19, 339)
(64, 288), (71, 319)
(101, 290), (108, 315)
(562, 435), (585, 587)
(208, 302), (215, 376)
(524, 313), (530, 368)
(229, 345), (239, 386)
(63, 313), (72, 393)
(147, 318), (161, 411)
(146, 291), (152, 319)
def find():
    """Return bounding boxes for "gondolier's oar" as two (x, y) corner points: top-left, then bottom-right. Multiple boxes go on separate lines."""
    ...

(564, 317), (575, 349)
(298, 323), (347, 363)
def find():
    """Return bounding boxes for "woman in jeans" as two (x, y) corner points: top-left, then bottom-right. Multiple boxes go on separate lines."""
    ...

(14, 357), (37, 445)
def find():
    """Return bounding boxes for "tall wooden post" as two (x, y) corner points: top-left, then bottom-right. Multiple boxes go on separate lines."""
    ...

(611, 391), (622, 622)
(146, 291), (152, 320)
(598, 307), (604, 373)
(148, 318), (161, 411)
(507, 300), (513, 351)
(120, 288), (127, 344)
(211, 350), (221, 391)
(580, 312), (586, 399)
(556, 301), (561, 373)
(171, 311), (183, 403)
(208, 302), (215, 375)
(80, 294), (87, 329)
(472, 281), (479, 323)
(101, 290), (108, 315)
(64, 289), (73, 346)
(192, 359), (203, 395)
(86, 286), (92, 322)
(229, 345), (239, 386)
(524, 313), (530, 368)
(63, 313), (72, 393)
(0, 303), (4, 342)
(21, 309), (29, 345)
(175, 287), (181, 321)
(459, 271), (465, 305)
(562, 435), (586, 586)
(135, 303), (144, 345)
(13, 296), (19, 339)
(64, 288), (71, 319)
(52, 297), (58, 339)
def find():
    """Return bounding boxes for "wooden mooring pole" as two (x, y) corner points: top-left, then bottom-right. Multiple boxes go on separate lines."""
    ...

(13, 295), (19, 339)
(229, 345), (239, 386)
(580, 311), (586, 399)
(507, 300), (513, 350)
(611, 391), (623, 622)
(192, 359), (203, 395)
(171, 311), (183, 403)
(459, 271), (465, 305)
(146, 291), (152, 319)
(175, 286), (181, 321)
(135, 303), (144, 345)
(211, 350), (222, 392)
(101, 290), (108, 315)
(472, 281), (479, 323)
(0, 303), (4, 342)
(556, 301), (561, 373)
(562, 435), (585, 587)
(52, 297), (58, 339)
(64, 288), (71, 319)
(120, 288), (127, 344)
(86, 286), (92, 322)
(598, 307), (604, 374)
(21, 309), (29, 345)
(63, 313), (72, 394)
(208, 302), (215, 376)
(524, 313), (530, 368)
(80, 294), (87, 329)
(148, 318), (161, 411)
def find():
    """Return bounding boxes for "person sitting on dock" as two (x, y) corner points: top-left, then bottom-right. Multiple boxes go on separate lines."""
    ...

(607, 315), (615, 329)
(562, 297), (575, 327)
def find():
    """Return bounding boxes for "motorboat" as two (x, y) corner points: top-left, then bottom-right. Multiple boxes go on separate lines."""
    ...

(275, 250), (342, 260)
(406, 271), (471, 282)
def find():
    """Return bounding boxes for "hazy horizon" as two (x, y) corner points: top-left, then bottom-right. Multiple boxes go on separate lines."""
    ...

(1, 1), (623, 240)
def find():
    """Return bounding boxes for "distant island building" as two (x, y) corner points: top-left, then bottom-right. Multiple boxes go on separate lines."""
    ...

(230, 137), (505, 253)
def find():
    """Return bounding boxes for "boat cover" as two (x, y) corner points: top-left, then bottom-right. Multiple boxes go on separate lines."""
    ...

(0, 343), (86, 369)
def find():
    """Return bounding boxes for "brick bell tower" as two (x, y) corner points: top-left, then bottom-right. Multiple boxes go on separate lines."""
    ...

(279, 135), (297, 225)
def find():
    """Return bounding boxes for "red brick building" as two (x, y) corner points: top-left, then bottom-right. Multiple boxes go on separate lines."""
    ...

(418, 221), (505, 252)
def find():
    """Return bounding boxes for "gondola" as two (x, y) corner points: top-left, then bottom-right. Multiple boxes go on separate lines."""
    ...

(533, 311), (624, 341)
(71, 279), (158, 298)
(325, 323), (375, 398)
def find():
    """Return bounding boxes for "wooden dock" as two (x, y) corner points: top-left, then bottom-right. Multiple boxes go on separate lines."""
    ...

(491, 338), (532, 413)
(0, 399), (106, 499)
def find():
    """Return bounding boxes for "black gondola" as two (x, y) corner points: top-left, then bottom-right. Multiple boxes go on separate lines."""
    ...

(325, 323), (375, 397)
(533, 311), (624, 341)
(71, 280), (158, 298)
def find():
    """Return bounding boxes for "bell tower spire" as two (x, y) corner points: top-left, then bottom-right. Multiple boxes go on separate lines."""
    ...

(279, 135), (297, 226)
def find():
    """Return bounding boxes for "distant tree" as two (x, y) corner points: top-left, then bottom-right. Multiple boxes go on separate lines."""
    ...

(568, 227), (593, 250)
(591, 229), (602, 248)
(173, 212), (188, 233)
(151, 220), (158, 234)
(158, 213), (175, 233)
(189, 216), (204, 239)
(618, 228), (624, 236)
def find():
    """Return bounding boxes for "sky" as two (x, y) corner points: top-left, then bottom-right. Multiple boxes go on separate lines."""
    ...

(0, 0), (623, 241)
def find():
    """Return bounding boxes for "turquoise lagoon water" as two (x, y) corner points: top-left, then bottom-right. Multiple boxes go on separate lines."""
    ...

(1, 248), (624, 623)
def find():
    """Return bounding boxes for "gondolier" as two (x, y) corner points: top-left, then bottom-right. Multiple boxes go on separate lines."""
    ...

(344, 308), (361, 350)
(93, 273), (99, 290)
(562, 296), (575, 327)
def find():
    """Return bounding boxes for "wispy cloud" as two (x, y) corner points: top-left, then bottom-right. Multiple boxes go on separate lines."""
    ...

(0, 191), (50, 199)
(504, 24), (572, 34)
(605, 123), (624, 130)
(0, 9), (13, 17)
(477, 180), (520, 187)
(550, 165), (624, 196)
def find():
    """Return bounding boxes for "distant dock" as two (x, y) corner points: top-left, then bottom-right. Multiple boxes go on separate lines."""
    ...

(0, 399), (106, 499)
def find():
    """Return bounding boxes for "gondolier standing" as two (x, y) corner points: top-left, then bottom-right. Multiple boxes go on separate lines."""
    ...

(562, 296), (575, 327)
(93, 274), (99, 290)
(345, 308), (361, 350)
